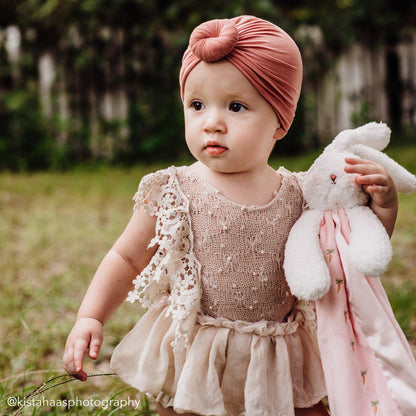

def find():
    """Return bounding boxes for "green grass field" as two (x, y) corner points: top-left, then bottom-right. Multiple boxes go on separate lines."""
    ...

(1, 146), (416, 415)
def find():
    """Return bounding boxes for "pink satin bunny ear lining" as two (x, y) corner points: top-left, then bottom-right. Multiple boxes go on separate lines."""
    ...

(180, 15), (303, 139)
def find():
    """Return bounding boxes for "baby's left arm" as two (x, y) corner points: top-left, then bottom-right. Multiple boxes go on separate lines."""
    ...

(345, 157), (398, 237)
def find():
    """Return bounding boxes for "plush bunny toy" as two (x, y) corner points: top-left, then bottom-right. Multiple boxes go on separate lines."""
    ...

(284, 121), (416, 301)
(284, 122), (416, 416)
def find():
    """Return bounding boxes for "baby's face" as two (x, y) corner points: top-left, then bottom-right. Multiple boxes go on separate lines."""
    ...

(183, 60), (280, 175)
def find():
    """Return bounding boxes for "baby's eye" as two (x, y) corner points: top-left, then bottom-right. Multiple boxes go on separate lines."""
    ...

(229, 102), (247, 113)
(190, 101), (205, 111)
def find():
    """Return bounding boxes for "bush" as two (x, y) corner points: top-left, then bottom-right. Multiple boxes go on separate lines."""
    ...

(0, 88), (55, 170)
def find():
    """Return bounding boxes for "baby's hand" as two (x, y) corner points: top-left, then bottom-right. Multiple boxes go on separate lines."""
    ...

(63, 317), (103, 381)
(344, 157), (398, 236)
(344, 157), (398, 209)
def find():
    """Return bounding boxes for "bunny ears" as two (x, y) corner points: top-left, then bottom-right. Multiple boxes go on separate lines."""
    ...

(179, 15), (303, 139)
(324, 122), (416, 193)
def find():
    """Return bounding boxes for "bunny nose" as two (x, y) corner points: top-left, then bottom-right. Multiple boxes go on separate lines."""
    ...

(331, 174), (337, 183)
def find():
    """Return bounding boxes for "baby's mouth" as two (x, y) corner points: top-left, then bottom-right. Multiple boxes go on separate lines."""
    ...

(205, 142), (228, 156)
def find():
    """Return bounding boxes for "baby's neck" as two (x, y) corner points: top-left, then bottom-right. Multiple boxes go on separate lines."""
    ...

(191, 162), (282, 207)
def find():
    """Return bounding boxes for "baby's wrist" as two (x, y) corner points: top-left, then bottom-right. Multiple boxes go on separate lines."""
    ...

(76, 316), (104, 326)
(369, 198), (398, 237)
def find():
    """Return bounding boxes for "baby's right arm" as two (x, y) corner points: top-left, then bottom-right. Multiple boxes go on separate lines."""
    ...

(63, 206), (157, 380)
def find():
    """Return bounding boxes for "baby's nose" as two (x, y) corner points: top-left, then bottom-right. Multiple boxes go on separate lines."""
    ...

(203, 109), (226, 133)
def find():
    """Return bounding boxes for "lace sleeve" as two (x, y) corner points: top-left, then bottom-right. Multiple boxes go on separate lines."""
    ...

(278, 167), (307, 210)
(278, 167), (306, 190)
(127, 167), (202, 352)
(293, 171), (307, 209)
(133, 170), (168, 216)
(293, 170), (306, 186)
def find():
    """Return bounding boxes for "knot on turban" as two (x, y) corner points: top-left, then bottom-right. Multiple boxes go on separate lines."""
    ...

(180, 15), (303, 139)
(189, 19), (239, 62)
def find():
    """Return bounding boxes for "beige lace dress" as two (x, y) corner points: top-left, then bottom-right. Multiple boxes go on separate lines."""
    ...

(110, 166), (326, 416)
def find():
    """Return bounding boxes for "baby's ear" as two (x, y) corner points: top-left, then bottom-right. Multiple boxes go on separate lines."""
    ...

(273, 127), (285, 141)
(324, 122), (391, 153)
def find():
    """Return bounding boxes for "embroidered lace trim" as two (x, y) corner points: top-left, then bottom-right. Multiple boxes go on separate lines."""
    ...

(126, 167), (201, 351)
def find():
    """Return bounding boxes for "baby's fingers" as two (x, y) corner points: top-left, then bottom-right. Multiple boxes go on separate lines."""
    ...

(73, 338), (89, 373)
(364, 184), (388, 195)
(344, 157), (383, 175)
(355, 173), (388, 187)
(63, 343), (87, 381)
(88, 333), (103, 360)
(63, 345), (75, 373)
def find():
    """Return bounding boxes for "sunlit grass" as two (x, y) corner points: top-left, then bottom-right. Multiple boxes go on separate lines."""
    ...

(0, 165), (158, 415)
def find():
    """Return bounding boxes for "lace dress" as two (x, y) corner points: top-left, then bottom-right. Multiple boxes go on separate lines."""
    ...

(110, 166), (326, 416)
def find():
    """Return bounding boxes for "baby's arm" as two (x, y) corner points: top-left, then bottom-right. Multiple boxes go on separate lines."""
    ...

(344, 157), (398, 237)
(63, 207), (157, 380)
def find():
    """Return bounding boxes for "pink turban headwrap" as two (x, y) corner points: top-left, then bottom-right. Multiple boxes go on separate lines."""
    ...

(179, 15), (303, 139)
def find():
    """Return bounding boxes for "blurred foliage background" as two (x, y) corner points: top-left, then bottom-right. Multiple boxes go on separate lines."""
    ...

(1, 0), (416, 170)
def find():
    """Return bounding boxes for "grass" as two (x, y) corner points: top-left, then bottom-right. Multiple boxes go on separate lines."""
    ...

(0, 165), (159, 415)
(0, 145), (416, 415)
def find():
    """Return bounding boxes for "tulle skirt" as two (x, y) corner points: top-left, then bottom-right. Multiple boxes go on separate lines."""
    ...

(110, 301), (326, 416)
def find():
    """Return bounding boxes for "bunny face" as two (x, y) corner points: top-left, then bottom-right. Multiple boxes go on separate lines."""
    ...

(303, 151), (369, 210)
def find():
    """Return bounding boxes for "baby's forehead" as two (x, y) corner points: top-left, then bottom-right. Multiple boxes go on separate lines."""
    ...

(183, 60), (262, 99)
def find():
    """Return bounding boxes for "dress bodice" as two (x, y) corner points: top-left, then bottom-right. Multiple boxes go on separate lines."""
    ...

(177, 166), (304, 322)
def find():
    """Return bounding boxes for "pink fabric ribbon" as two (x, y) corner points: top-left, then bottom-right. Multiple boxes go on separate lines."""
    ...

(316, 209), (416, 416)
